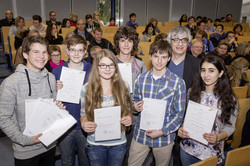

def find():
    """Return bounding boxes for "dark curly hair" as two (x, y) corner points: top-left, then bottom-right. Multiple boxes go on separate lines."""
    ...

(114, 26), (139, 54)
(189, 55), (237, 125)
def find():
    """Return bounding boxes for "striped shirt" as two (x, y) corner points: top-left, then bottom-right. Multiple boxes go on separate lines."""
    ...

(133, 69), (186, 147)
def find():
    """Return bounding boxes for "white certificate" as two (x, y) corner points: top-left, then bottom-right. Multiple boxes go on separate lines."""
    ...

(23, 98), (77, 146)
(94, 106), (121, 141)
(118, 63), (133, 93)
(140, 98), (167, 130)
(57, 66), (86, 104)
(183, 100), (218, 145)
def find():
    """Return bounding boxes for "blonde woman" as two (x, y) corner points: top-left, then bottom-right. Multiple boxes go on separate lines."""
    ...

(68, 12), (78, 27)
(9, 16), (27, 35)
(93, 11), (104, 27)
(80, 49), (132, 166)
(227, 57), (250, 95)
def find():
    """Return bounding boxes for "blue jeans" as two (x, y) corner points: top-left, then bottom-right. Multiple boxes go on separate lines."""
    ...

(180, 147), (223, 166)
(85, 143), (126, 166)
(59, 128), (89, 166)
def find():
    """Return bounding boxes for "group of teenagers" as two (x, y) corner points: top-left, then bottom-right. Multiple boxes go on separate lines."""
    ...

(0, 25), (238, 166)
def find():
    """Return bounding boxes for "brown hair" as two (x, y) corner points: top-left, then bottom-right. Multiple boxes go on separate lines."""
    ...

(150, 40), (172, 58)
(66, 35), (87, 50)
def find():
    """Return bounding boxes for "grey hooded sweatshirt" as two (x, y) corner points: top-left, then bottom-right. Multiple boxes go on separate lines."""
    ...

(0, 64), (57, 159)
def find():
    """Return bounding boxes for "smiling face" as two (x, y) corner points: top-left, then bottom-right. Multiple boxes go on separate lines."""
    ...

(98, 57), (116, 80)
(17, 19), (24, 28)
(50, 51), (61, 65)
(51, 24), (58, 35)
(171, 33), (189, 56)
(150, 51), (170, 75)
(23, 43), (48, 72)
(67, 44), (86, 64)
(191, 41), (203, 57)
(201, 61), (223, 90)
(118, 38), (133, 56)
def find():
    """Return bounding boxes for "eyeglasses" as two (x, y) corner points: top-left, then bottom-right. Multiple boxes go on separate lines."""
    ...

(69, 48), (85, 55)
(51, 54), (60, 57)
(98, 64), (116, 69)
(172, 38), (189, 44)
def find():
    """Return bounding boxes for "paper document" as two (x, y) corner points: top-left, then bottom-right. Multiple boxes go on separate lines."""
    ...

(94, 106), (121, 141)
(183, 100), (218, 145)
(57, 66), (86, 104)
(118, 63), (133, 93)
(140, 98), (167, 130)
(23, 98), (77, 146)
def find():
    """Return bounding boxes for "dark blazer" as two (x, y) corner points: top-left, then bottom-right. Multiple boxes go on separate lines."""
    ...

(183, 53), (200, 90)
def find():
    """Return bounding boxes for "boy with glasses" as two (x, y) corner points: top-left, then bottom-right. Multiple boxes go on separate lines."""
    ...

(52, 35), (91, 166)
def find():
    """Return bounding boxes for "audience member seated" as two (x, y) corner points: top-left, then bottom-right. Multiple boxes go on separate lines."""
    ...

(220, 17), (226, 22)
(185, 16), (197, 38)
(45, 23), (63, 45)
(209, 24), (226, 47)
(234, 24), (244, 39)
(85, 14), (100, 35)
(69, 12), (78, 27)
(205, 18), (215, 32)
(46, 11), (61, 26)
(214, 18), (221, 26)
(93, 11), (104, 27)
(87, 27), (115, 55)
(73, 19), (93, 43)
(140, 23), (156, 42)
(196, 16), (202, 24)
(179, 14), (188, 25)
(86, 45), (102, 64)
(208, 39), (232, 65)
(197, 20), (207, 37)
(148, 18), (161, 34)
(192, 30), (214, 53)
(240, 110), (250, 147)
(231, 42), (250, 66)
(126, 13), (139, 27)
(226, 31), (238, 52)
(61, 18), (71, 28)
(189, 39), (205, 59)
(14, 29), (29, 50)
(227, 57), (250, 95)
(226, 13), (234, 22)
(0, 9), (15, 27)
(14, 30), (40, 69)
(29, 15), (47, 34)
(107, 17), (117, 27)
(154, 33), (168, 42)
(45, 45), (64, 72)
(9, 16), (27, 35)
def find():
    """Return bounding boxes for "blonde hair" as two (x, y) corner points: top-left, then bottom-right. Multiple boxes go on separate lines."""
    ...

(93, 11), (100, 20)
(148, 18), (158, 27)
(68, 12), (78, 21)
(85, 49), (133, 132)
(15, 16), (25, 26)
(227, 57), (249, 87)
(235, 42), (250, 56)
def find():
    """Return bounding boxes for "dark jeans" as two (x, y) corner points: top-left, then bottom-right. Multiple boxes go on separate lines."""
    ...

(85, 143), (126, 166)
(123, 125), (135, 166)
(59, 128), (89, 166)
(15, 147), (56, 166)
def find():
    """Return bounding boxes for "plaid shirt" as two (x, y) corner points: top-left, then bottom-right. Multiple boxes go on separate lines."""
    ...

(133, 69), (186, 147)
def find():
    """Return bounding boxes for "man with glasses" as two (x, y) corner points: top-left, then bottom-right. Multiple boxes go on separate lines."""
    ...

(52, 35), (91, 166)
(189, 39), (205, 59)
(73, 19), (93, 43)
(167, 26), (200, 166)
(46, 11), (61, 26)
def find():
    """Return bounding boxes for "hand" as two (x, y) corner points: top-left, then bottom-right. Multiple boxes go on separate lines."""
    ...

(56, 100), (66, 109)
(146, 130), (163, 139)
(203, 133), (217, 144)
(56, 80), (63, 91)
(33, 133), (42, 144)
(134, 101), (144, 112)
(82, 121), (97, 133)
(120, 116), (132, 126)
(178, 127), (189, 138)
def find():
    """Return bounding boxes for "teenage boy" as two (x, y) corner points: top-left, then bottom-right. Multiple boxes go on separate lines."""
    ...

(0, 35), (62, 166)
(52, 35), (91, 166)
(128, 40), (186, 166)
(126, 13), (139, 27)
